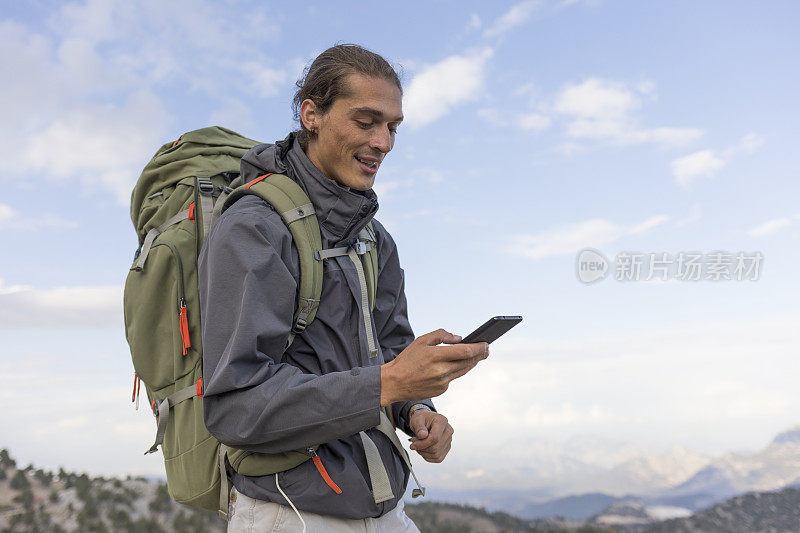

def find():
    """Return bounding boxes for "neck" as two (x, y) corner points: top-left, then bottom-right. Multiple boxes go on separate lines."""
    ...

(303, 140), (350, 191)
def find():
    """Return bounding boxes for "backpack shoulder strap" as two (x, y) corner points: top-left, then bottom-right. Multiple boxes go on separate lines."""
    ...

(358, 222), (378, 312)
(223, 173), (322, 348)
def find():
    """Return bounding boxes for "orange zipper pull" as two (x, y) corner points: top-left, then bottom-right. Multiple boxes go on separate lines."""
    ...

(179, 298), (191, 356)
(131, 374), (141, 410)
(308, 448), (342, 494)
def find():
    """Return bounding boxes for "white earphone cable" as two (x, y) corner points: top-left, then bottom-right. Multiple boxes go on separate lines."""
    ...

(275, 473), (306, 533)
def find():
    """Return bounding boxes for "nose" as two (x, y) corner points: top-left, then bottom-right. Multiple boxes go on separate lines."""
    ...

(369, 126), (393, 154)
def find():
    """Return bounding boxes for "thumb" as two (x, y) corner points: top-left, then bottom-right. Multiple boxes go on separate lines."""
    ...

(409, 413), (429, 439)
(418, 328), (461, 346)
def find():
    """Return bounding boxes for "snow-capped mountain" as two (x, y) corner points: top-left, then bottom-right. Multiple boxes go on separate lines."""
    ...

(587, 445), (710, 495)
(665, 426), (800, 499)
(422, 425), (800, 520)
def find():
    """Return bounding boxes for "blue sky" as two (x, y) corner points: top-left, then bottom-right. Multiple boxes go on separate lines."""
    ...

(1, 0), (799, 491)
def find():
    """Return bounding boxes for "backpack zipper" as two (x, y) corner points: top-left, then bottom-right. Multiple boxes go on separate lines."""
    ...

(306, 447), (342, 494)
(178, 297), (191, 356)
(152, 242), (191, 356)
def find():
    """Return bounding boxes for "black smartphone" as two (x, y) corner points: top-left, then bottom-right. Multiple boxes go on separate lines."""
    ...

(458, 316), (522, 344)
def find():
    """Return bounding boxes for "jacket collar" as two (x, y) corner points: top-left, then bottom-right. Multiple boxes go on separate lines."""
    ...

(240, 133), (379, 245)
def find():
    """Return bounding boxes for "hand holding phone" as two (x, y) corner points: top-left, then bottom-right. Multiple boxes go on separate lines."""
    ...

(458, 316), (522, 344)
(380, 329), (489, 405)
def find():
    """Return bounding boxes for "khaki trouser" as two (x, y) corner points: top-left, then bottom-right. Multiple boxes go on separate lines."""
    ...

(228, 487), (421, 533)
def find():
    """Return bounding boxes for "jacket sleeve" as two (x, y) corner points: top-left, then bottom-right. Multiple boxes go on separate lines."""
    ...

(370, 219), (436, 438)
(198, 205), (381, 454)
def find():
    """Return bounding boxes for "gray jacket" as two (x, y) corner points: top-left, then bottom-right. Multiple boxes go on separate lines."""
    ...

(198, 133), (435, 519)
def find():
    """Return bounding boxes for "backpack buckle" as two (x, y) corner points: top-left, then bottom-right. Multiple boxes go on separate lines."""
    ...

(354, 241), (368, 255)
(292, 316), (308, 334)
(198, 178), (214, 195)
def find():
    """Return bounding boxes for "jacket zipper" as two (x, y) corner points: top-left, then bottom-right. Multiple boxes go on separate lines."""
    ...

(152, 242), (191, 356)
(307, 447), (342, 494)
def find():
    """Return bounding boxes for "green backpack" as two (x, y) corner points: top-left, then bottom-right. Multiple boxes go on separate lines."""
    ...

(123, 127), (394, 518)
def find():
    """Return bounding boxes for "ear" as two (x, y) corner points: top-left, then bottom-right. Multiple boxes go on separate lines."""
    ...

(299, 99), (319, 134)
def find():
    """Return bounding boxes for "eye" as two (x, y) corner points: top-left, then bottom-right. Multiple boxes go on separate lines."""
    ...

(356, 120), (372, 129)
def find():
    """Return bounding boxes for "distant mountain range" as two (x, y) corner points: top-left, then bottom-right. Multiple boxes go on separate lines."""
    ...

(422, 425), (800, 522)
(659, 426), (800, 499)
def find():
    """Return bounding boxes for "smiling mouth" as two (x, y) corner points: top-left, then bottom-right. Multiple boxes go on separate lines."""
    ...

(354, 155), (379, 169)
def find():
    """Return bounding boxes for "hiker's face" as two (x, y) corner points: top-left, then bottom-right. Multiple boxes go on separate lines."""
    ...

(302, 74), (403, 191)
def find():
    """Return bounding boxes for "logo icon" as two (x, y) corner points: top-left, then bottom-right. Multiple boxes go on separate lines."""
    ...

(576, 248), (609, 284)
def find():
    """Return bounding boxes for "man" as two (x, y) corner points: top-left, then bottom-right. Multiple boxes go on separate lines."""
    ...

(199, 44), (489, 531)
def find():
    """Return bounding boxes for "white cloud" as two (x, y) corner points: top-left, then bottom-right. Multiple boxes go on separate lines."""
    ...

(671, 149), (726, 187)
(0, 207), (78, 232)
(507, 214), (668, 260)
(483, 0), (542, 38)
(373, 181), (401, 200)
(630, 215), (670, 234)
(0, 1), (288, 203)
(482, 77), (703, 145)
(747, 218), (792, 237)
(0, 280), (122, 327)
(403, 48), (494, 128)
(0, 204), (19, 226)
(417, 168), (446, 184)
(518, 112), (552, 131)
(553, 78), (704, 148)
(466, 13), (482, 31)
(554, 78), (641, 119)
(24, 92), (170, 203)
(50, 0), (284, 96)
(208, 98), (259, 133)
(723, 132), (765, 157)
(242, 62), (289, 99)
(513, 82), (538, 97)
(507, 219), (623, 260)
(645, 127), (705, 146)
(557, 0), (602, 6)
(478, 106), (551, 132)
(672, 133), (764, 188)
(371, 166), (444, 200)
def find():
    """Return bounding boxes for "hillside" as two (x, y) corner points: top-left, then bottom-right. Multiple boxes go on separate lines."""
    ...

(0, 449), (615, 533)
(0, 450), (225, 532)
(645, 487), (800, 533)
(405, 501), (616, 532)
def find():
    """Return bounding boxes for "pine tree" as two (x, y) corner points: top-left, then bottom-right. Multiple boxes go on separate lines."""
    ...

(10, 469), (30, 490)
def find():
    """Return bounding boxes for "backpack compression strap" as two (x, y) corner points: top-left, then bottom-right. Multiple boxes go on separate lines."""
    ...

(223, 174), (323, 348)
(314, 223), (379, 358)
